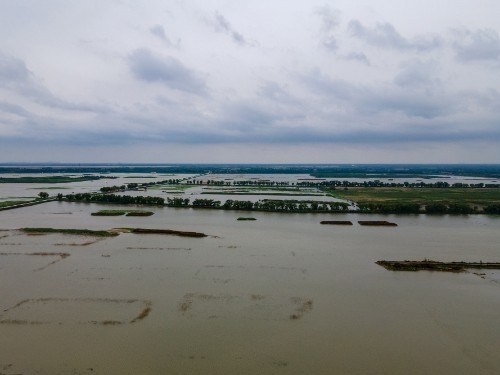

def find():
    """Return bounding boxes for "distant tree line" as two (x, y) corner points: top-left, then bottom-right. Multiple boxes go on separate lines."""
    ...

(356, 202), (492, 214)
(64, 193), (164, 206)
(188, 198), (350, 212)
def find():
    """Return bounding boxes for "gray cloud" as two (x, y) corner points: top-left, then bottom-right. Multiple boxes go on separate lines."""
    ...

(394, 59), (441, 89)
(301, 68), (451, 119)
(344, 52), (371, 66)
(150, 25), (172, 45)
(315, 5), (341, 52)
(348, 20), (442, 51)
(212, 12), (248, 46)
(128, 48), (207, 94)
(452, 28), (500, 62)
(0, 53), (109, 113)
(0, 2), (499, 162)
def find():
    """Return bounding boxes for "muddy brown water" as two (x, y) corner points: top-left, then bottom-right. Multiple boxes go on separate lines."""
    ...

(0, 201), (499, 374)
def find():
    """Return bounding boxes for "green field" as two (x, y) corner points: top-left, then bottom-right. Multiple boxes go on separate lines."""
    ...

(0, 200), (30, 209)
(0, 176), (105, 184)
(328, 187), (500, 206)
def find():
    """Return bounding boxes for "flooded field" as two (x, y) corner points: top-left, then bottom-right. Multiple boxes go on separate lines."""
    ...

(0, 200), (499, 374)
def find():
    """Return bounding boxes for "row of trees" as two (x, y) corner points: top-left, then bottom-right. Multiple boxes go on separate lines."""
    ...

(59, 191), (500, 215)
(484, 204), (500, 214)
(64, 193), (164, 206)
(168, 178), (500, 189)
(189, 198), (350, 212)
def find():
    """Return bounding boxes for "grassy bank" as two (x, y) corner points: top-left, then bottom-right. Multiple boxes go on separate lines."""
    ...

(91, 210), (154, 216)
(328, 187), (500, 206)
(0, 176), (109, 184)
(21, 228), (119, 237)
(376, 260), (500, 272)
(0, 200), (30, 209)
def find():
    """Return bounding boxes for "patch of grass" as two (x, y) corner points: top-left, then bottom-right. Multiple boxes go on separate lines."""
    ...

(0, 200), (30, 208)
(320, 221), (353, 225)
(376, 260), (500, 272)
(358, 221), (397, 226)
(125, 211), (154, 216)
(328, 187), (500, 206)
(128, 228), (207, 238)
(0, 176), (106, 184)
(91, 210), (127, 216)
(21, 228), (119, 237)
(91, 210), (154, 216)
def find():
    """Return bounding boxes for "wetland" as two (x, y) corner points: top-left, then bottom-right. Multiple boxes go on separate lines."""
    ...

(0, 164), (499, 374)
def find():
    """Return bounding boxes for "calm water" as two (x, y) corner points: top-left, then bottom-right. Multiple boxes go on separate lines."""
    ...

(0, 201), (499, 374)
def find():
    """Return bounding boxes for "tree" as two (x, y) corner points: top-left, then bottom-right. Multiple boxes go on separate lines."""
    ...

(38, 192), (49, 199)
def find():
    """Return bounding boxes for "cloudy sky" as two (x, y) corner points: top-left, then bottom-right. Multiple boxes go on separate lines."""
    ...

(0, 0), (499, 163)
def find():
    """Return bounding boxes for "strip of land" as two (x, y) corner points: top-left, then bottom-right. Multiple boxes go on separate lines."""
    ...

(376, 260), (500, 272)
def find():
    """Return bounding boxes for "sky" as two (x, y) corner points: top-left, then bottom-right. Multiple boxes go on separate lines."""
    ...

(0, 0), (499, 163)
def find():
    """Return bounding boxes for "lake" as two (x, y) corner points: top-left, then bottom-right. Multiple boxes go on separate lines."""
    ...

(0, 200), (499, 374)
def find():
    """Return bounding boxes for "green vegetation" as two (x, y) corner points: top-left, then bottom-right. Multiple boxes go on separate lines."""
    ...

(484, 204), (500, 214)
(200, 191), (323, 196)
(128, 228), (207, 238)
(0, 200), (29, 209)
(91, 210), (154, 216)
(38, 192), (49, 199)
(320, 221), (353, 225)
(328, 187), (500, 213)
(328, 187), (500, 205)
(65, 193), (164, 206)
(2, 164), (499, 178)
(21, 228), (119, 237)
(126, 211), (154, 216)
(191, 198), (350, 212)
(376, 260), (500, 272)
(91, 210), (127, 216)
(358, 221), (397, 227)
(0, 176), (110, 183)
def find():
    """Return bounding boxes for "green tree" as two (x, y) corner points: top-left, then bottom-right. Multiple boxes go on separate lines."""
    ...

(38, 192), (49, 199)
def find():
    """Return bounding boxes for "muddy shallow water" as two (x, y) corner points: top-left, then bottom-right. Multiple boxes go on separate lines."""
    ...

(0, 201), (499, 374)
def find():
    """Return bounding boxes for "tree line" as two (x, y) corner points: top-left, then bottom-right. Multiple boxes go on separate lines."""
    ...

(64, 193), (164, 206)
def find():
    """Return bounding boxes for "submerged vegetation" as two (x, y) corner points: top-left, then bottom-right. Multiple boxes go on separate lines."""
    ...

(320, 221), (353, 225)
(358, 221), (397, 226)
(19, 227), (206, 238)
(21, 228), (119, 237)
(0, 175), (111, 184)
(2, 164), (499, 215)
(0, 200), (29, 209)
(91, 210), (154, 216)
(376, 260), (500, 272)
(127, 228), (208, 238)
